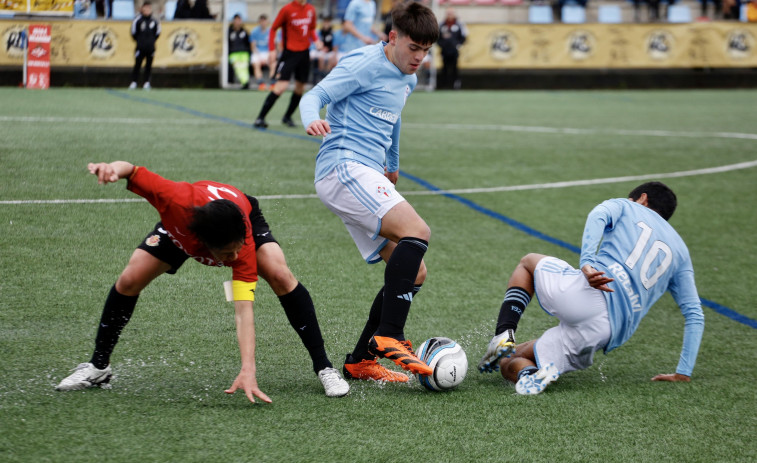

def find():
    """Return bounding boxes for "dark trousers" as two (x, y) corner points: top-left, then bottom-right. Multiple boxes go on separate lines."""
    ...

(131, 49), (154, 84)
(439, 54), (459, 90)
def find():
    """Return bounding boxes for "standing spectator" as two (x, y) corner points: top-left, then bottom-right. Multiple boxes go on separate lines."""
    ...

(252, 0), (321, 129)
(250, 14), (274, 91)
(228, 14), (252, 89)
(129, 1), (160, 90)
(340, 0), (386, 56)
(437, 8), (466, 90)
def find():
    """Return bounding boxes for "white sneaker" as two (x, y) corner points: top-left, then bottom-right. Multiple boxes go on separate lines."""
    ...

(55, 363), (112, 391)
(317, 367), (349, 398)
(478, 329), (516, 373)
(515, 362), (559, 395)
(143, 82), (151, 90)
(128, 82), (137, 90)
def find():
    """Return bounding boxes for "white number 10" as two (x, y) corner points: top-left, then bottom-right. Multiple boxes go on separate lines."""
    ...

(624, 221), (672, 290)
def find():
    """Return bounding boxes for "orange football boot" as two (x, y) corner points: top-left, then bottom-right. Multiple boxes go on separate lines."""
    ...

(368, 336), (432, 376)
(343, 356), (409, 382)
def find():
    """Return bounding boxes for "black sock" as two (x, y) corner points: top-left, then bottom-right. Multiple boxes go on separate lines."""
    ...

(283, 92), (302, 120)
(350, 284), (423, 361)
(374, 238), (428, 340)
(495, 286), (532, 335)
(279, 282), (332, 373)
(256, 92), (280, 120)
(90, 285), (139, 369)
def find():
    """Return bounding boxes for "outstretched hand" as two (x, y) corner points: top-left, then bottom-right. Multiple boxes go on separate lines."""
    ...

(225, 371), (272, 404)
(88, 162), (121, 184)
(581, 265), (614, 292)
(651, 373), (691, 382)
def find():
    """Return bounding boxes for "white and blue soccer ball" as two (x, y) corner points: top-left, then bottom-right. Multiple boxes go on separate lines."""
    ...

(415, 337), (468, 391)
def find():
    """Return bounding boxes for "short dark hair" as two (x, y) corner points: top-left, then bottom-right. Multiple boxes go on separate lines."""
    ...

(628, 181), (677, 221)
(233, 13), (241, 19)
(142, 1), (151, 6)
(258, 14), (267, 20)
(391, 1), (439, 45)
(188, 199), (246, 250)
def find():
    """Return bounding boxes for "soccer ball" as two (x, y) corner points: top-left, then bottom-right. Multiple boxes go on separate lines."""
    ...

(415, 337), (468, 391)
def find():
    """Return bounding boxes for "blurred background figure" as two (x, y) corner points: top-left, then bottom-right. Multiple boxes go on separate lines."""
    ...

(437, 8), (466, 90)
(228, 14), (252, 89)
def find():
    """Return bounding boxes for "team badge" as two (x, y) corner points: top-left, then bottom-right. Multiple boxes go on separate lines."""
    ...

(377, 186), (392, 198)
(145, 235), (160, 247)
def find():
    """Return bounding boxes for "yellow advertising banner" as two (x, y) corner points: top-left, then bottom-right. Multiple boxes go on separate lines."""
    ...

(2, 0), (73, 15)
(0, 19), (222, 67)
(461, 22), (757, 69)
(2, 19), (755, 69)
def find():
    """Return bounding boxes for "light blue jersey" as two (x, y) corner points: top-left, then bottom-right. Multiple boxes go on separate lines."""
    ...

(579, 198), (704, 376)
(299, 42), (416, 182)
(340, 0), (377, 54)
(249, 25), (270, 51)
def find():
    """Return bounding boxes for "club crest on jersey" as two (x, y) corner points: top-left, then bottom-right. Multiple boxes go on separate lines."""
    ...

(145, 235), (160, 247)
(404, 85), (410, 104)
(377, 186), (392, 198)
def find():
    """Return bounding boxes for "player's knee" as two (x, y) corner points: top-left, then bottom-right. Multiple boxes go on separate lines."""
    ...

(115, 272), (146, 296)
(262, 265), (296, 295)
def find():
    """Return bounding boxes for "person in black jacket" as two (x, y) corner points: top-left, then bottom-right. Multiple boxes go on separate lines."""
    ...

(437, 8), (466, 90)
(228, 14), (252, 88)
(129, 1), (161, 90)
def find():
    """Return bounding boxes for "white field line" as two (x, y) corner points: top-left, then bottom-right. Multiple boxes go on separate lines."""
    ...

(1, 118), (756, 204)
(403, 123), (757, 141)
(0, 116), (214, 125)
(2, 160), (756, 205)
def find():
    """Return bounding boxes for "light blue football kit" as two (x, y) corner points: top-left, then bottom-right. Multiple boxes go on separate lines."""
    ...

(340, 0), (377, 54)
(578, 198), (704, 376)
(300, 41), (416, 263)
(300, 42), (415, 182)
(249, 25), (269, 51)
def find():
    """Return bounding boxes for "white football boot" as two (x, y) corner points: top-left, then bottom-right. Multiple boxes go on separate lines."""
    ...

(128, 81), (137, 90)
(478, 329), (516, 373)
(317, 367), (350, 398)
(55, 363), (112, 391)
(515, 362), (560, 395)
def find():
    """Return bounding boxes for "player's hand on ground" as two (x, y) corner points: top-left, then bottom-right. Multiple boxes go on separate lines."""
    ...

(225, 371), (272, 404)
(306, 120), (331, 136)
(88, 162), (121, 184)
(651, 373), (691, 382)
(581, 265), (614, 292)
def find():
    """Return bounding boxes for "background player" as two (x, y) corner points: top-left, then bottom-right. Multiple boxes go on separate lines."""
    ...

(253, 0), (321, 129)
(299, 2), (440, 383)
(55, 161), (349, 400)
(478, 182), (705, 395)
(339, 0), (385, 56)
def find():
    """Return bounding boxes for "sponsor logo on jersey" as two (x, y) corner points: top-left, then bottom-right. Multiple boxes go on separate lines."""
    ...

(369, 107), (399, 123)
(145, 234), (161, 247)
(607, 262), (643, 312)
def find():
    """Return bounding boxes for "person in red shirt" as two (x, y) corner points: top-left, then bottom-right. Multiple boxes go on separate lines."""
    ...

(253, 0), (322, 129)
(55, 161), (349, 401)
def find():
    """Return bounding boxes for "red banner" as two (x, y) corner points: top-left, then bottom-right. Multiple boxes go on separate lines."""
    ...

(26, 24), (51, 89)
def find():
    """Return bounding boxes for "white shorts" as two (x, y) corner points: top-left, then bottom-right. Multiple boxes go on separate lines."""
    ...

(532, 257), (611, 375)
(251, 51), (270, 65)
(315, 161), (405, 263)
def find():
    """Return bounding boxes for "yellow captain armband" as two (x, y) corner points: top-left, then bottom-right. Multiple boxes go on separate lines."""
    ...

(224, 280), (257, 302)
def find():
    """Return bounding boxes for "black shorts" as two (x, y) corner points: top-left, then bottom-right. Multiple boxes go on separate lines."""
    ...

(136, 195), (277, 274)
(274, 49), (311, 83)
